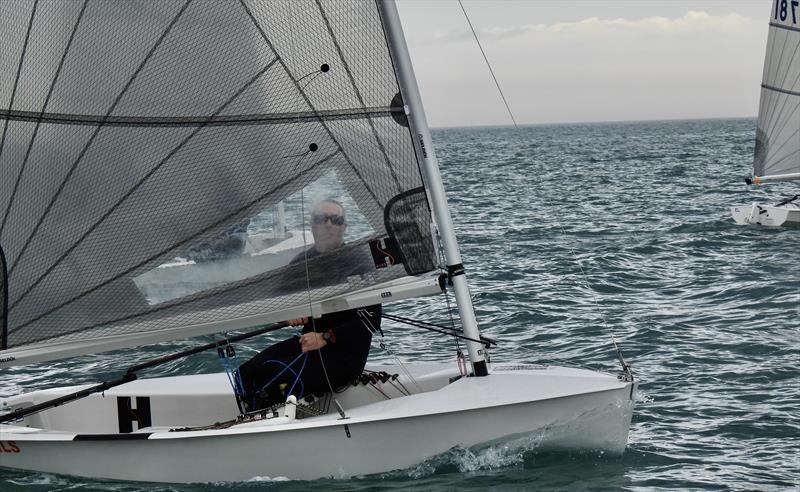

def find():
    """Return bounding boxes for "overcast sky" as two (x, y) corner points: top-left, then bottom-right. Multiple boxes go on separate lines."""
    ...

(396, 1), (769, 127)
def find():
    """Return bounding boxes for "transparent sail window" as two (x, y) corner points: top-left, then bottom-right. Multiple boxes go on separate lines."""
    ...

(133, 171), (378, 305)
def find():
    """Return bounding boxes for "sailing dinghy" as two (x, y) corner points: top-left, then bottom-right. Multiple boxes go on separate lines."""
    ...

(731, 0), (800, 227)
(0, 0), (635, 482)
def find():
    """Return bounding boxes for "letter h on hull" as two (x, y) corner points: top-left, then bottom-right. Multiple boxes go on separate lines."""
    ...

(117, 396), (152, 433)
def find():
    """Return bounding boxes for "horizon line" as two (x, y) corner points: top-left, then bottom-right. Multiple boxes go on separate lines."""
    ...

(430, 114), (757, 130)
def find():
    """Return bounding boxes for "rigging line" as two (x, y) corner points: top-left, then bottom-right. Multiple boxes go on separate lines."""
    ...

(300, 71), (322, 90)
(6, 0), (195, 275)
(237, 0), (384, 213)
(375, 369), (412, 395)
(0, 0), (89, 239)
(361, 310), (425, 393)
(436, 231), (463, 355)
(7, 57), (280, 316)
(776, 194), (800, 206)
(314, 0), (405, 197)
(385, 376), (410, 397)
(296, 161), (339, 402)
(218, 348), (245, 401)
(381, 312), (496, 347)
(0, 0), (39, 239)
(287, 352), (309, 396)
(362, 383), (390, 400)
(457, 0), (518, 129)
(555, 221), (631, 376)
(360, 312), (422, 394)
(255, 355), (306, 396)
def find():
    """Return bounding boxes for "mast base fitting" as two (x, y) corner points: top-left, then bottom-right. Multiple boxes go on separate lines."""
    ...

(447, 263), (465, 278)
(473, 360), (488, 377)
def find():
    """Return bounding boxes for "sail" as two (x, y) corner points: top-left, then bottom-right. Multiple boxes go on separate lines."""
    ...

(0, 0), (439, 363)
(753, 2), (800, 181)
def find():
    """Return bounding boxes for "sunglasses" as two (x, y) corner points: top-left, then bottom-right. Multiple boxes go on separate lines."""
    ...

(312, 213), (345, 226)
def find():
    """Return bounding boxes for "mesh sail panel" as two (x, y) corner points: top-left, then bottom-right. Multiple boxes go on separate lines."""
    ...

(0, 0), (437, 351)
(754, 9), (800, 178)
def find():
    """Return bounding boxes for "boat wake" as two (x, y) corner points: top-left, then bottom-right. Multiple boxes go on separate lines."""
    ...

(406, 436), (542, 478)
(244, 475), (292, 483)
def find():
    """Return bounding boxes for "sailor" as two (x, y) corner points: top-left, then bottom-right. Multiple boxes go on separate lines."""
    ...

(235, 199), (381, 411)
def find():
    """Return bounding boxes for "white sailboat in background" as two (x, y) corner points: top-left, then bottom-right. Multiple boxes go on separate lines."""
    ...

(731, 0), (800, 227)
(0, 0), (635, 482)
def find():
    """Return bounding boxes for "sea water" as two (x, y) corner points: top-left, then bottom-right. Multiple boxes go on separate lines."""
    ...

(1, 118), (797, 491)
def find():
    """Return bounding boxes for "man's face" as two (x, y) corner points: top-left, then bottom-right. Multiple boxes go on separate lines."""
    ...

(310, 201), (346, 253)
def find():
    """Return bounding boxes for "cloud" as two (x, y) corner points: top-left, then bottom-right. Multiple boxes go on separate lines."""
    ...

(433, 11), (758, 43)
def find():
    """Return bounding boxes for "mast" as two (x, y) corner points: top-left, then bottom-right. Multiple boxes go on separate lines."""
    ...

(378, 0), (488, 376)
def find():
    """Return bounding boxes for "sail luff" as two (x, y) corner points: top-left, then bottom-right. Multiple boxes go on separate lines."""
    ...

(377, 0), (488, 376)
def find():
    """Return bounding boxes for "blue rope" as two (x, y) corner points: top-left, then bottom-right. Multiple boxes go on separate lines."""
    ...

(287, 352), (308, 396)
(256, 352), (306, 397)
(218, 347), (245, 397)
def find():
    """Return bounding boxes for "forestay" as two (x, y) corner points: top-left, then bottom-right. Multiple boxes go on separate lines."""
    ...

(753, 2), (800, 182)
(0, 0), (438, 364)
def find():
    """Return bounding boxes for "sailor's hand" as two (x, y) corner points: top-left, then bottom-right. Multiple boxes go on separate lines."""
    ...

(287, 317), (309, 326)
(299, 332), (326, 352)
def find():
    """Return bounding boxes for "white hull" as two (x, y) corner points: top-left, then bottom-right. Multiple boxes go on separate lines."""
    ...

(0, 363), (635, 482)
(731, 202), (800, 227)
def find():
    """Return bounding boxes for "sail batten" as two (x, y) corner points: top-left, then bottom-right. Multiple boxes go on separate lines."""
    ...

(0, 107), (404, 128)
(770, 21), (800, 33)
(0, 0), (438, 359)
(761, 83), (800, 97)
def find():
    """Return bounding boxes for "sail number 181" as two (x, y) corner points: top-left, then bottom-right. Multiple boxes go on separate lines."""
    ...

(776, 0), (799, 24)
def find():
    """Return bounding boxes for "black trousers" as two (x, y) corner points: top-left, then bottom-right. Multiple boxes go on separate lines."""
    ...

(235, 336), (361, 411)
